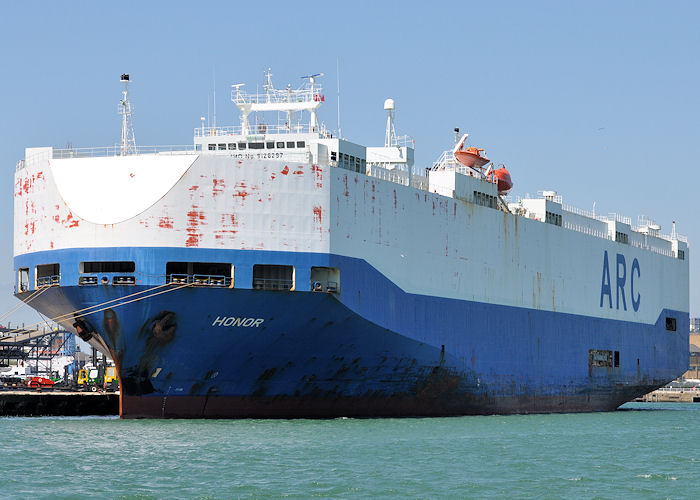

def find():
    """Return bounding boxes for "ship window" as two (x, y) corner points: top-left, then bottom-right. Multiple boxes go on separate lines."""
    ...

(266, 142), (275, 149)
(218, 144), (226, 150)
(330, 151), (337, 161)
(81, 261), (135, 273)
(296, 141), (305, 148)
(249, 142), (264, 149)
(614, 351), (620, 368)
(589, 349), (613, 368)
(166, 262), (233, 287)
(545, 212), (562, 227)
(277, 142), (285, 148)
(286, 141), (295, 148)
(350, 155), (355, 163)
(473, 191), (497, 209)
(238, 143), (247, 150)
(615, 231), (629, 244)
(36, 263), (60, 287)
(18, 267), (29, 292)
(253, 264), (294, 291)
(678, 249), (685, 260)
(310, 267), (340, 293)
(666, 317), (677, 331)
(228, 143), (236, 150)
(208, 144), (216, 151)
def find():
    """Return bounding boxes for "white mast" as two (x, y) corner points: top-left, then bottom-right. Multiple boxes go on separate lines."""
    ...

(384, 98), (396, 147)
(119, 74), (136, 155)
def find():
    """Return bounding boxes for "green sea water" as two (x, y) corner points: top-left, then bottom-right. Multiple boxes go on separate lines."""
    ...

(0, 402), (698, 499)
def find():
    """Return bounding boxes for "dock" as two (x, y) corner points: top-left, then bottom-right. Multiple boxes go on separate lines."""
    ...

(0, 390), (119, 416)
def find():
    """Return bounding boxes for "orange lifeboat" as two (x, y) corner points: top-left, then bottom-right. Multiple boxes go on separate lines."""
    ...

(454, 146), (489, 168)
(490, 166), (513, 194)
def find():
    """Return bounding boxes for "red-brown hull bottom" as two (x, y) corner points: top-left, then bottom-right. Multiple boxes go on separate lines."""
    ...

(120, 386), (654, 419)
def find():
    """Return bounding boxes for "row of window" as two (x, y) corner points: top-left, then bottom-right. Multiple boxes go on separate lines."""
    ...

(330, 152), (366, 173)
(545, 211), (562, 227)
(207, 141), (306, 151)
(19, 262), (340, 294)
(473, 191), (497, 209)
(615, 231), (629, 244)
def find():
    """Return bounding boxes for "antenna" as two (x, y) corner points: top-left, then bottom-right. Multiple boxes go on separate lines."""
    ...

(213, 68), (217, 131)
(336, 58), (341, 138)
(119, 73), (136, 155)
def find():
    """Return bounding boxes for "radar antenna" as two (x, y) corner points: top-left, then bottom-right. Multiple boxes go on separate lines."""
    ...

(119, 73), (136, 155)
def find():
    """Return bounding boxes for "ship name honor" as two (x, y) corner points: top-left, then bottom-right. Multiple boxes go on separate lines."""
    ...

(600, 250), (641, 312)
(211, 316), (265, 328)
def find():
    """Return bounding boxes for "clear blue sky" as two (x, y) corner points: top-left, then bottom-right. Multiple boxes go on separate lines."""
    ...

(1, 0), (698, 325)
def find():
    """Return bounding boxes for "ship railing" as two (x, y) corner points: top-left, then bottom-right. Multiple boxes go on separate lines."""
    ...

(562, 204), (597, 218)
(562, 203), (634, 226)
(195, 124), (335, 138)
(367, 167), (410, 186)
(658, 232), (688, 243)
(36, 275), (60, 288)
(167, 274), (231, 287)
(52, 145), (197, 159)
(252, 278), (294, 291)
(605, 213), (632, 225)
(232, 85), (323, 105)
(536, 191), (563, 203)
(430, 150), (458, 170)
(561, 222), (677, 257)
(628, 240), (674, 257)
(388, 135), (415, 148)
(562, 221), (612, 240)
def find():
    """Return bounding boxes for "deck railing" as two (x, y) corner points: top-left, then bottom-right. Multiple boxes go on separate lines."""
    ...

(195, 124), (335, 138)
(52, 145), (196, 159)
(252, 278), (294, 291)
(36, 275), (60, 288)
(167, 274), (231, 287)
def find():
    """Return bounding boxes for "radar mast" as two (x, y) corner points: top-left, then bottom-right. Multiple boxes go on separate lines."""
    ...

(119, 73), (136, 155)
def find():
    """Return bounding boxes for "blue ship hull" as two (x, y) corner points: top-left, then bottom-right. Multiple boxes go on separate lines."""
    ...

(14, 247), (689, 418)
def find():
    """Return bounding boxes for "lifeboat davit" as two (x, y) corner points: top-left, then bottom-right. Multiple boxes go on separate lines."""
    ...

(490, 166), (513, 195)
(454, 146), (489, 168)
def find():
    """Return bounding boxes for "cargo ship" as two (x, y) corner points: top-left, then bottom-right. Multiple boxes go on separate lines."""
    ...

(13, 71), (689, 418)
